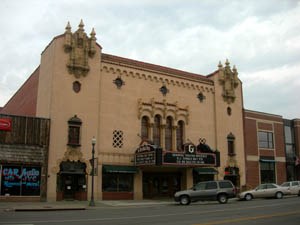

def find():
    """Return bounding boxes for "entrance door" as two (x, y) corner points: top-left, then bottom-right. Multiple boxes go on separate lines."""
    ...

(143, 172), (181, 199)
(57, 161), (87, 201)
(59, 174), (87, 200)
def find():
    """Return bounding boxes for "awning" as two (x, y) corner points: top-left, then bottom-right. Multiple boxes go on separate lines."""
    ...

(103, 165), (138, 174)
(60, 171), (86, 175)
(193, 167), (218, 175)
(260, 159), (276, 163)
(260, 156), (276, 163)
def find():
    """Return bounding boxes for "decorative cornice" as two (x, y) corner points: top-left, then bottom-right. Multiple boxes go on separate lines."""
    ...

(102, 64), (214, 93)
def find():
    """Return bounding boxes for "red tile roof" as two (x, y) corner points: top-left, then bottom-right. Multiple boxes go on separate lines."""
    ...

(102, 53), (214, 84)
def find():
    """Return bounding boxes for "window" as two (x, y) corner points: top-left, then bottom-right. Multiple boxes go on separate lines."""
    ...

(68, 115), (82, 146)
(194, 182), (206, 190)
(205, 182), (217, 190)
(165, 116), (173, 151)
(112, 130), (123, 148)
(227, 133), (235, 156)
(258, 131), (274, 149)
(219, 181), (233, 189)
(284, 125), (294, 144)
(260, 162), (275, 183)
(141, 116), (149, 140)
(102, 173), (133, 192)
(153, 115), (161, 147)
(176, 121), (184, 151)
(1, 165), (41, 196)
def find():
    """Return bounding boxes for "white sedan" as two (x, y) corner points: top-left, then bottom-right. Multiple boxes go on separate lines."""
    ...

(238, 183), (289, 201)
(281, 181), (300, 196)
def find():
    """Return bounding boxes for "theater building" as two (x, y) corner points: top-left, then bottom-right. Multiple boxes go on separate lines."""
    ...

(0, 21), (247, 201)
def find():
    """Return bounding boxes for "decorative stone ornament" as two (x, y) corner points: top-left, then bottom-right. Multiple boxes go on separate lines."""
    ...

(64, 20), (97, 78)
(160, 85), (169, 96)
(218, 59), (239, 104)
(113, 76), (125, 89)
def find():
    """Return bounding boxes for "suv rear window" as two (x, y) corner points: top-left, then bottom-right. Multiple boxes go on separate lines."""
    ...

(219, 181), (233, 188)
(205, 182), (217, 190)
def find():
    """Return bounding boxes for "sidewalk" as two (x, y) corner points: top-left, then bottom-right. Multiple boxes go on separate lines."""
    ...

(0, 199), (172, 212)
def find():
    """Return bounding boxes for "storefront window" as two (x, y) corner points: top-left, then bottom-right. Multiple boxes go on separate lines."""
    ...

(102, 173), (133, 192)
(1, 165), (41, 196)
(260, 162), (275, 183)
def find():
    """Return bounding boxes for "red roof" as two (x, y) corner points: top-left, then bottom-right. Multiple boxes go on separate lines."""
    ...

(102, 53), (214, 84)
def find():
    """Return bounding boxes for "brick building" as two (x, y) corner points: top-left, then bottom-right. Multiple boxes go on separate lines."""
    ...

(243, 110), (300, 189)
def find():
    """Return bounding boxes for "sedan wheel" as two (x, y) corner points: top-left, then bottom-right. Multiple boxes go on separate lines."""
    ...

(180, 195), (190, 205)
(245, 194), (253, 201)
(275, 192), (283, 199)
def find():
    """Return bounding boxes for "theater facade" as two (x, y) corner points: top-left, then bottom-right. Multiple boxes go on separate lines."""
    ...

(0, 21), (247, 201)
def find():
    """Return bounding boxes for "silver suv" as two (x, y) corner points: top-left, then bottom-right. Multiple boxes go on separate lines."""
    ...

(174, 180), (237, 205)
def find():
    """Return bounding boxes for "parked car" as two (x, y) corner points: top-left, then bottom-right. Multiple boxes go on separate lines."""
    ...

(174, 180), (237, 205)
(280, 181), (300, 196)
(238, 183), (289, 201)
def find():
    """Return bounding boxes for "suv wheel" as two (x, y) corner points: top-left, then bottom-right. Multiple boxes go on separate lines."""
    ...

(275, 192), (283, 199)
(217, 194), (228, 204)
(180, 195), (191, 205)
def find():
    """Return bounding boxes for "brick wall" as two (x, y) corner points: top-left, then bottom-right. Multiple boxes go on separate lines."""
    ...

(244, 110), (286, 187)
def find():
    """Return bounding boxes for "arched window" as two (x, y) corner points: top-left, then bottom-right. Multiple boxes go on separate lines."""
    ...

(68, 115), (82, 147)
(141, 116), (149, 140)
(176, 121), (184, 151)
(227, 133), (235, 156)
(153, 115), (161, 147)
(165, 116), (173, 151)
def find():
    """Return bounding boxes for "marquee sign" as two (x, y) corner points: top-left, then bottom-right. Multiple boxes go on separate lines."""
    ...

(135, 143), (220, 167)
(135, 144), (157, 166)
(162, 151), (217, 166)
(0, 118), (12, 131)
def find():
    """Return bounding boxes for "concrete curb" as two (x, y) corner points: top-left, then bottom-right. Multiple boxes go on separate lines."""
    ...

(14, 207), (86, 211)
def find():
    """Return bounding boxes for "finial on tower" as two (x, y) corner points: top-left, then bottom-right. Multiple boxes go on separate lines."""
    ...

(90, 28), (96, 38)
(225, 59), (230, 66)
(218, 61), (223, 69)
(65, 21), (71, 33)
(79, 19), (84, 31)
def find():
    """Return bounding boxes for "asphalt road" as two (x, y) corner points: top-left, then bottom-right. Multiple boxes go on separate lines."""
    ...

(1, 197), (300, 225)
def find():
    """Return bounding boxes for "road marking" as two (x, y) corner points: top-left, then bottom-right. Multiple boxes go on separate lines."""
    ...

(193, 210), (300, 225)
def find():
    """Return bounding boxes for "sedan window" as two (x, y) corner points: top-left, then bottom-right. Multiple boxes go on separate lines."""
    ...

(281, 182), (290, 187)
(267, 184), (276, 189)
(257, 184), (267, 190)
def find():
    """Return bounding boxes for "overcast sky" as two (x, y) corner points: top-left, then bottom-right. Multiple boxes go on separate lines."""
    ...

(0, 0), (299, 119)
